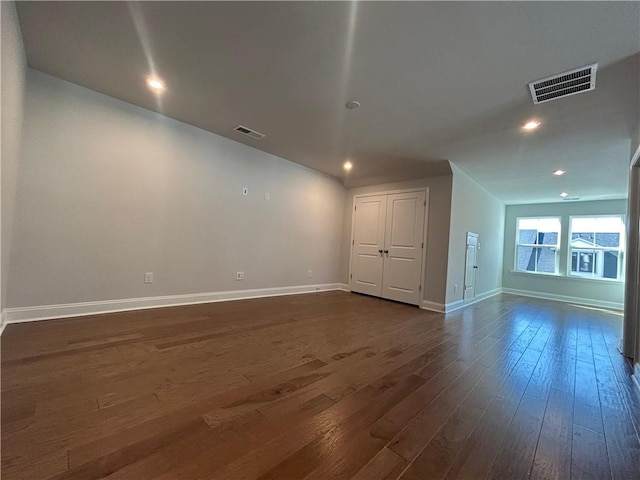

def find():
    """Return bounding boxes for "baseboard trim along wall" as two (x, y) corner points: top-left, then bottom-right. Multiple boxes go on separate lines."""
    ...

(502, 287), (624, 311)
(633, 364), (640, 395)
(421, 288), (503, 314)
(2, 283), (621, 327)
(421, 300), (446, 313)
(2, 283), (346, 325)
(445, 288), (504, 313)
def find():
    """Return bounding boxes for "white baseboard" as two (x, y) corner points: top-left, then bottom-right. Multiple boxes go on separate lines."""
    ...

(445, 299), (465, 313)
(421, 300), (446, 313)
(502, 287), (623, 311)
(421, 288), (503, 314)
(633, 364), (640, 395)
(337, 283), (350, 292)
(3, 283), (345, 325)
(0, 310), (6, 335)
(444, 287), (504, 313)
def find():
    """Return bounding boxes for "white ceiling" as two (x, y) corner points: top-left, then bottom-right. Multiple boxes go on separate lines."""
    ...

(16, 1), (640, 203)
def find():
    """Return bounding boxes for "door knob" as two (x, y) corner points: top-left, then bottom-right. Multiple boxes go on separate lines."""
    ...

(384, 249), (389, 254)
(378, 249), (383, 254)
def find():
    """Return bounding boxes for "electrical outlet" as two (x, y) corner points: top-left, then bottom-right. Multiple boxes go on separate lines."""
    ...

(307, 270), (313, 278)
(242, 187), (248, 196)
(453, 284), (458, 293)
(145, 272), (153, 284)
(264, 192), (270, 200)
(236, 271), (245, 281)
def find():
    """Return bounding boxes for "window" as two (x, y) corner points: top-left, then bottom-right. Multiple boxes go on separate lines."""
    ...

(515, 217), (561, 274)
(569, 216), (625, 281)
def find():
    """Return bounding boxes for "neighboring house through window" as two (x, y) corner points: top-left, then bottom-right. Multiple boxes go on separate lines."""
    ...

(514, 215), (626, 281)
(515, 217), (561, 274)
(569, 216), (625, 280)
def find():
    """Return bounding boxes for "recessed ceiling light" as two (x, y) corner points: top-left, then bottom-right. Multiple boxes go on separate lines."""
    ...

(560, 192), (569, 197)
(146, 77), (166, 93)
(345, 100), (360, 110)
(523, 120), (541, 130)
(553, 170), (566, 176)
(343, 161), (353, 171)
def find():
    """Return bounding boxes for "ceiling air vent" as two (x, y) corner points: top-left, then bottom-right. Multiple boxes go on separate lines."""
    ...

(529, 63), (597, 104)
(234, 125), (266, 140)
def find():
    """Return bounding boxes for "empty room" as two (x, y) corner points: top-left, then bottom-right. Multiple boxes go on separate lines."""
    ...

(2, 1), (640, 479)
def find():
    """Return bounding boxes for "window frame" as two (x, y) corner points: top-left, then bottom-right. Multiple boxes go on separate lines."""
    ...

(514, 216), (562, 276)
(567, 214), (626, 282)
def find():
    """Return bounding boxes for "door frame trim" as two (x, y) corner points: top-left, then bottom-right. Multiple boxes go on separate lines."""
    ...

(622, 146), (640, 360)
(348, 188), (429, 305)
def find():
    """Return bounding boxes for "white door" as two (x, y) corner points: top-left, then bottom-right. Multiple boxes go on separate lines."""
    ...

(381, 191), (426, 305)
(464, 232), (479, 302)
(350, 195), (387, 297)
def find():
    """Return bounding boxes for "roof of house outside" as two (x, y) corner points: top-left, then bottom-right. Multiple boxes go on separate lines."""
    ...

(571, 232), (620, 248)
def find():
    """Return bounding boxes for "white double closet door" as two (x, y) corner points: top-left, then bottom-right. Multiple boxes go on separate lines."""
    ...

(350, 190), (426, 306)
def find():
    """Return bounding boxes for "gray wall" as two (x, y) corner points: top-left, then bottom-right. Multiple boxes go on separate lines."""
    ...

(503, 199), (628, 306)
(8, 70), (346, 308)
(340, 175), (453, 306)
(446, 164), (505, 304)
(1, 1), (27, 312)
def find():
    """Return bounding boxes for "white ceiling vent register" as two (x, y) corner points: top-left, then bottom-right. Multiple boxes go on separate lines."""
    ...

(234, 125), (266, 140)
(528, 63), (597, 104)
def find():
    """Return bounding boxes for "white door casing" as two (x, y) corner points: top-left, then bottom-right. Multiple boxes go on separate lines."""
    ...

(381, 191), (426, 305)
(350, 195), (387, 297)
(464, 232), (479, 302)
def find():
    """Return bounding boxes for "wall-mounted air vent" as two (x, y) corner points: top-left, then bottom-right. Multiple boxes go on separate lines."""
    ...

(234, 125), (266, 140)
(529, 63), (597, 104)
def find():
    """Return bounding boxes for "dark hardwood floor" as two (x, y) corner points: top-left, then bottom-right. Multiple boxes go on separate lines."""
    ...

(2, 291), (639, 479)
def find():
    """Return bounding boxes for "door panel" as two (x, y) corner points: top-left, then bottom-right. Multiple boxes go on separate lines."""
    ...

(389, 199), (417, 247)
(350, 196), (386, 296)
(382, 192), (426, 305)
(464, 233), (479, 301)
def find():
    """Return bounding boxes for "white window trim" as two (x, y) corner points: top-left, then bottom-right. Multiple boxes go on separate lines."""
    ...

(514, 216), (562, 276)
(509, 269), (625, 285)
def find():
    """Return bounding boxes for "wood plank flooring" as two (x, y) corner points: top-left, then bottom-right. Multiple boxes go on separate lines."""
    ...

(2, 291), (639, 479)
